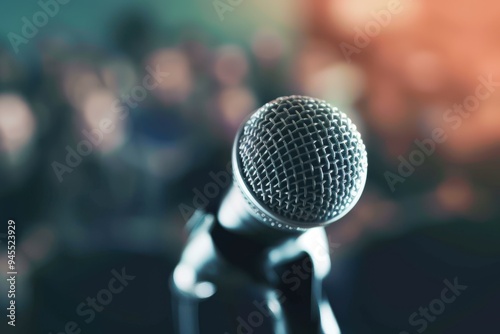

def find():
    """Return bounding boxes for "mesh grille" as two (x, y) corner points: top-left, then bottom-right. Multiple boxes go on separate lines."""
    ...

(237, 96), (367, 224)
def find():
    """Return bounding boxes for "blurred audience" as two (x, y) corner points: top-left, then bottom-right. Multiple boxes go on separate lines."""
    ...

(0, 2), (499, 333)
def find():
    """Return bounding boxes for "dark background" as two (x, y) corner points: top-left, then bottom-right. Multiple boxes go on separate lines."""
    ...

(0, 0), (499, 333)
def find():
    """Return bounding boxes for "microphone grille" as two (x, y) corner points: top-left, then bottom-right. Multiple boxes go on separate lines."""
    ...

(236, 96), (367, 227)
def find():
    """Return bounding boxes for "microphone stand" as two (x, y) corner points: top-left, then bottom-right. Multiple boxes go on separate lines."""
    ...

(171, 206), (342, 334)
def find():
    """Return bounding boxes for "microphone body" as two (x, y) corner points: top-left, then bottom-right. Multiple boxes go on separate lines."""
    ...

(171, 96), (367, 334)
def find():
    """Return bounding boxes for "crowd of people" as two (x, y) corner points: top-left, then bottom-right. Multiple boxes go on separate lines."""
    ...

(0, 4), (499, 333)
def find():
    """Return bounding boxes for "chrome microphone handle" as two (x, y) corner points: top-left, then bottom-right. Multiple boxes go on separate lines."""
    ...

(171, 210), (341, 334)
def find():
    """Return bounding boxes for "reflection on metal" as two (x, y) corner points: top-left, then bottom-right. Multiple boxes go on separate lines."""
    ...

(171, 210), (342, 333)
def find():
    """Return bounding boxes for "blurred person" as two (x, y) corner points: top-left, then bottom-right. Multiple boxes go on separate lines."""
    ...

(250, 28), (292, 102)
(214, 85), (257, 140)
(208, 44), (257, 140)
(179, 25), (212, 76)
(146, 47), (194, 105)
(212, 44), (249, 87)
(0, 93), (46, 227)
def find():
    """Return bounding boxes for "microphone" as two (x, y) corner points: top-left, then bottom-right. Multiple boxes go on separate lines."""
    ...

(172, 96), (367, 334)
(218, 95), (367, 238)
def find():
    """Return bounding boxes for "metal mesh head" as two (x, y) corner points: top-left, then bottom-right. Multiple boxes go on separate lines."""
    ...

(236, 96), (367, 227)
